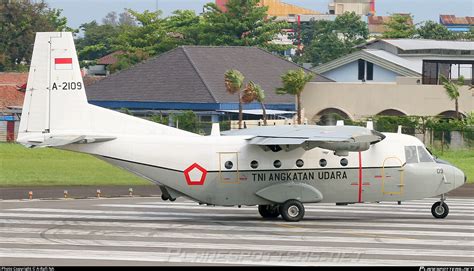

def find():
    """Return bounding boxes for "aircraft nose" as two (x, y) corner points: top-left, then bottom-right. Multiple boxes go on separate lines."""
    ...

(454, 167), (466, 187)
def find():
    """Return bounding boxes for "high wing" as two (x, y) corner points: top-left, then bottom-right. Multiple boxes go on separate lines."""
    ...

(222, 125), (385, 155)
(17, 134), (116, 148)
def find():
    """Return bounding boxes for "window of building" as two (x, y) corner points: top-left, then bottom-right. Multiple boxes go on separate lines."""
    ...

(358, 59), (365, 80)
(366, 62), (374, 80)
(405, 146), (418, 164)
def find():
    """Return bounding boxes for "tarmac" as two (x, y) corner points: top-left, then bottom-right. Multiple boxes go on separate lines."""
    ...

(1, 184), (472, 200)
(0, 196), (473, 266)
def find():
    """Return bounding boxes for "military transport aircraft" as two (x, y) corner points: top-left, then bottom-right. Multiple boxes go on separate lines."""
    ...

(17, 32), (466, 222)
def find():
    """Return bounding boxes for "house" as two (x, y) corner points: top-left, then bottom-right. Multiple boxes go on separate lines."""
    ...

(304, 39), (474, 123)
(0, 72), (27, 142)
(86, 46), (331, 122)
(312, 39), (474, 84)
(328, 0), (375, 16)
(86, 51), (125, 76)
(440, 15), (474, 32)
(368, 14), (413, 36)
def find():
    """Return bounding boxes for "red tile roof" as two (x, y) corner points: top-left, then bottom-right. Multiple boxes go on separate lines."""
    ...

(97, 51), (125, 65)
(368, 14), (413, 34)
(0, 73), (27, 110)
(440, 15), (474, 26)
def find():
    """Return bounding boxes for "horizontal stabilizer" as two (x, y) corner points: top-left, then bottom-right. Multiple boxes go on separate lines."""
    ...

(19, 134), (116, 148)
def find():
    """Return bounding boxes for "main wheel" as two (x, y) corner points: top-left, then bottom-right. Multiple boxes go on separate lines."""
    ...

(431, 201), (449, 219)
(258, 205), (280, 219)
(279, 200), (305, 222)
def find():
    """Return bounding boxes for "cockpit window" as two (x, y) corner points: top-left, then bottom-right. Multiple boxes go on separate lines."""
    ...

(405, 146), (418, 164)
(417, 146), (434, 163)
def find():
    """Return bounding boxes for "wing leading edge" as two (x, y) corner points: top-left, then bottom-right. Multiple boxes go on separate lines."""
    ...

(222, 125), (385, 155)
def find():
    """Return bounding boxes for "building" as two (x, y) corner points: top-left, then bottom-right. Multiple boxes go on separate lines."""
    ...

(216, 0), (321, 16)
(328, 0), (375, 16)
(0, 72), (27, 142)
(312, 39), (474, 84)
(368, 13), (413, 36)
(86, 51), (124, 76)
(304, 39), (474, 122)
(86, 46), (331, 122)
(440, 15), (474, 33)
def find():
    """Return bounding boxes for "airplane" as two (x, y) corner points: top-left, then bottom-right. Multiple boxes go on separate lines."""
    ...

(16, 32), (466, 222)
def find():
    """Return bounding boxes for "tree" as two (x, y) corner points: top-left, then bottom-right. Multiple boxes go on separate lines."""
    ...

(440, 75), (465, 120)
(75, 21), (120, 61)
(242, 81), (267, 125)
(165, 10), (206, 45)
(382, 14), (416, 39)
(417, 21), (455, 40)
(224, 69), (245, 129)
(201, 0), (289, 51)
(276, 69), (313, 124)
(299, 12), (369, 66)
(0, 1), (73, 71)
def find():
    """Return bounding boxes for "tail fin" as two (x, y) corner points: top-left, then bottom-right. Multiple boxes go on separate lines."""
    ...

(20, 32), (89, 134)
(18, 32), (197, 146)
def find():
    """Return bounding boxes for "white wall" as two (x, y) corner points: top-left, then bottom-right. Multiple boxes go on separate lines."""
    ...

(321, 60), (401, 82)
(302, 82), (474, 121)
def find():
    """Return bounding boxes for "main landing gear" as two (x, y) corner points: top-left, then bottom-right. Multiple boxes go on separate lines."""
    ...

(431, 194), (449, 219)
(258, 199), (306, 222)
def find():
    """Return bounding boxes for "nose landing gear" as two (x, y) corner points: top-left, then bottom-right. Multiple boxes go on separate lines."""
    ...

(432, 194), (449, 219)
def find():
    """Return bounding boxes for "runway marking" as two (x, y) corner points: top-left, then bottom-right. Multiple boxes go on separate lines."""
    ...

(0, 248), (471, 266)
(0, 237), (472, 258)
(1, 214), (472, 230)
(1, 197), (472, 266)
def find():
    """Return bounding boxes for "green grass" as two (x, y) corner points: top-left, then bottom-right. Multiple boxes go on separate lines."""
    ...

(432, 148), (474, 183)
(0, 143), (152, 187)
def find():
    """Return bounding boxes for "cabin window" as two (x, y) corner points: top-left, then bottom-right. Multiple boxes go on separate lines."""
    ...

(273, 160), (282, 168)
(224, 161), (233, 169)
(340, 158), (348, 167)
(296, 159), (304, 168)
(405, 146), (418, 164)
(250, 160), (259, 169)
(417, 146), (434, 163)
(319, 159), (327, 167)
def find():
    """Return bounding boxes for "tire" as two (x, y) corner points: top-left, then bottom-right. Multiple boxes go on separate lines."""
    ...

(431, 201), (449, 219)
(279, 200), (305, 222)
(258, 205), (280, 219)
(161, 194), (169, 201)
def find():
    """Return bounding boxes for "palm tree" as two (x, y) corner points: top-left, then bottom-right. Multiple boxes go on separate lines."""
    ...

(224, 69), (245, 129)
(276, 69), (313, 124)
(440, 75), (464, 120)
(242, 81), (268, 126)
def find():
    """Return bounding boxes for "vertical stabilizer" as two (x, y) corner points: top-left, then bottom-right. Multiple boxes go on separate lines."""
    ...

(19, 32), (89, 135)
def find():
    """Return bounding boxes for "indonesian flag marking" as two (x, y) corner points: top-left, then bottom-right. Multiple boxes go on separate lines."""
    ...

(55, 58), (73, 70)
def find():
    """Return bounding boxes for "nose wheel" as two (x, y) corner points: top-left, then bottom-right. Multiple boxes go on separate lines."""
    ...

(431, 201), (449, 219)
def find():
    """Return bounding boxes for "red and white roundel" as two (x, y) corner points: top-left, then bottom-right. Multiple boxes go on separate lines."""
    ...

(184, 163), (207, 186)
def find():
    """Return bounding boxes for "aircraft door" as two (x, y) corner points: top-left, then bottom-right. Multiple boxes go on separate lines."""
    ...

(218, 152), (240, 184)
(381, 157), (404, 195)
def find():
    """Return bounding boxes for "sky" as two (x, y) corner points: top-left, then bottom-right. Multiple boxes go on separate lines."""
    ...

(45, 0), (474, 29)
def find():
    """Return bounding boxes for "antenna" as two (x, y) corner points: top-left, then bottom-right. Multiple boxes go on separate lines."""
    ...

(336, 120), (344, 126)
(366, 120), (374, 130)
